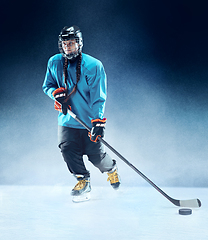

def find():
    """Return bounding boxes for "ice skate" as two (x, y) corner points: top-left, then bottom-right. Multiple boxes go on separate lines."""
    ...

(107, 161), (120, 190)
(71, 175), (91, 203)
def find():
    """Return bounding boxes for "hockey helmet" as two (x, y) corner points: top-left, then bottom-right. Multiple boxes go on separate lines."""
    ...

(58, 25), (83, 60)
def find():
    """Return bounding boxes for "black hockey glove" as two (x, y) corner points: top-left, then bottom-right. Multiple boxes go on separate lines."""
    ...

(52, 87), (71, 115)
(89, 118), (107, 142)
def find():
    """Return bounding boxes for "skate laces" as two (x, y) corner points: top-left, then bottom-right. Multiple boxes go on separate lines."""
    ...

(73, 179), (90, 191)
(107, 169), (119, 184)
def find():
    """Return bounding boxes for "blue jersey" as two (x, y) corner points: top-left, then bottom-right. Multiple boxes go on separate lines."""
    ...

(42, 53), (107, 129)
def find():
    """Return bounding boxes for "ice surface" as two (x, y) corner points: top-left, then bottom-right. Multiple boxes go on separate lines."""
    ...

(0, 185), (207, 240)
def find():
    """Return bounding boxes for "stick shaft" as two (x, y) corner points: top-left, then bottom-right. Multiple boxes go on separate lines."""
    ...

(68, 110), (173, 200)
(67, 109), (201, 207)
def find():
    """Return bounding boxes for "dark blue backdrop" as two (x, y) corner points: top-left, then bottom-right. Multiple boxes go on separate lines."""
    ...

(0, 0), (208, 187)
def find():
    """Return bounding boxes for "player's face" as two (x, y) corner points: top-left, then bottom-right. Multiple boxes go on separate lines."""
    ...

(62, 39), (78, 54)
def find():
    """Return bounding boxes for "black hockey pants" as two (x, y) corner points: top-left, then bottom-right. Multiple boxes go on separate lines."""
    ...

(58, 126), (114, 177)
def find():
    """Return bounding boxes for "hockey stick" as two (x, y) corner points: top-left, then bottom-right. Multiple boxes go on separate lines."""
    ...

(67, 109), (201, 208)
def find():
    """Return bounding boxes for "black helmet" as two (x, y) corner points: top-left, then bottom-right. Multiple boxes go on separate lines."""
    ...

(58, 25), (83, 60)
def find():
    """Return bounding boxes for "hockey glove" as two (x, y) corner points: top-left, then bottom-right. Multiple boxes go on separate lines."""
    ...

(52, 87), (71, 115)
(89, 118), (107, 142)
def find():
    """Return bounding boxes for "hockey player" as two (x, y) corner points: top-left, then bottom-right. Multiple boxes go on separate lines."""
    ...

(42, 25), (120, 202)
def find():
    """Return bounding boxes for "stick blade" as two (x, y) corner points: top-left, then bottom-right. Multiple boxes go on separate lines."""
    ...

(179, 198), (201, 208)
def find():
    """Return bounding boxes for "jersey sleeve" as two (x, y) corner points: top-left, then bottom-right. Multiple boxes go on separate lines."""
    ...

(88, 62), (107, 120)
(42, 58), (58, 100)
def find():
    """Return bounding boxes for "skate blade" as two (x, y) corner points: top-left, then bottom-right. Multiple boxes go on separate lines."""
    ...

(72, 192), (91, 203)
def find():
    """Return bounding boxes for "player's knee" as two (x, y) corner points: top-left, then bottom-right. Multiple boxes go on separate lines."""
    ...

(59, 141), (72, 152)
(88, 152), (105, 165)
(89, 153), (114, 173)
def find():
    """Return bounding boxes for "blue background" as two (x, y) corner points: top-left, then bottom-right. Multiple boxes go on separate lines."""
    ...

(1, 0), (208, 187)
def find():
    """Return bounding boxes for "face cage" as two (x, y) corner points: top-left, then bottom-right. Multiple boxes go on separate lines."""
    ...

(58, 37), (83, 60)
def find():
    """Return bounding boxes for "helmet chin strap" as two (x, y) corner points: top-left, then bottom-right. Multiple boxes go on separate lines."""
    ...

(65, 50), (79, 60)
